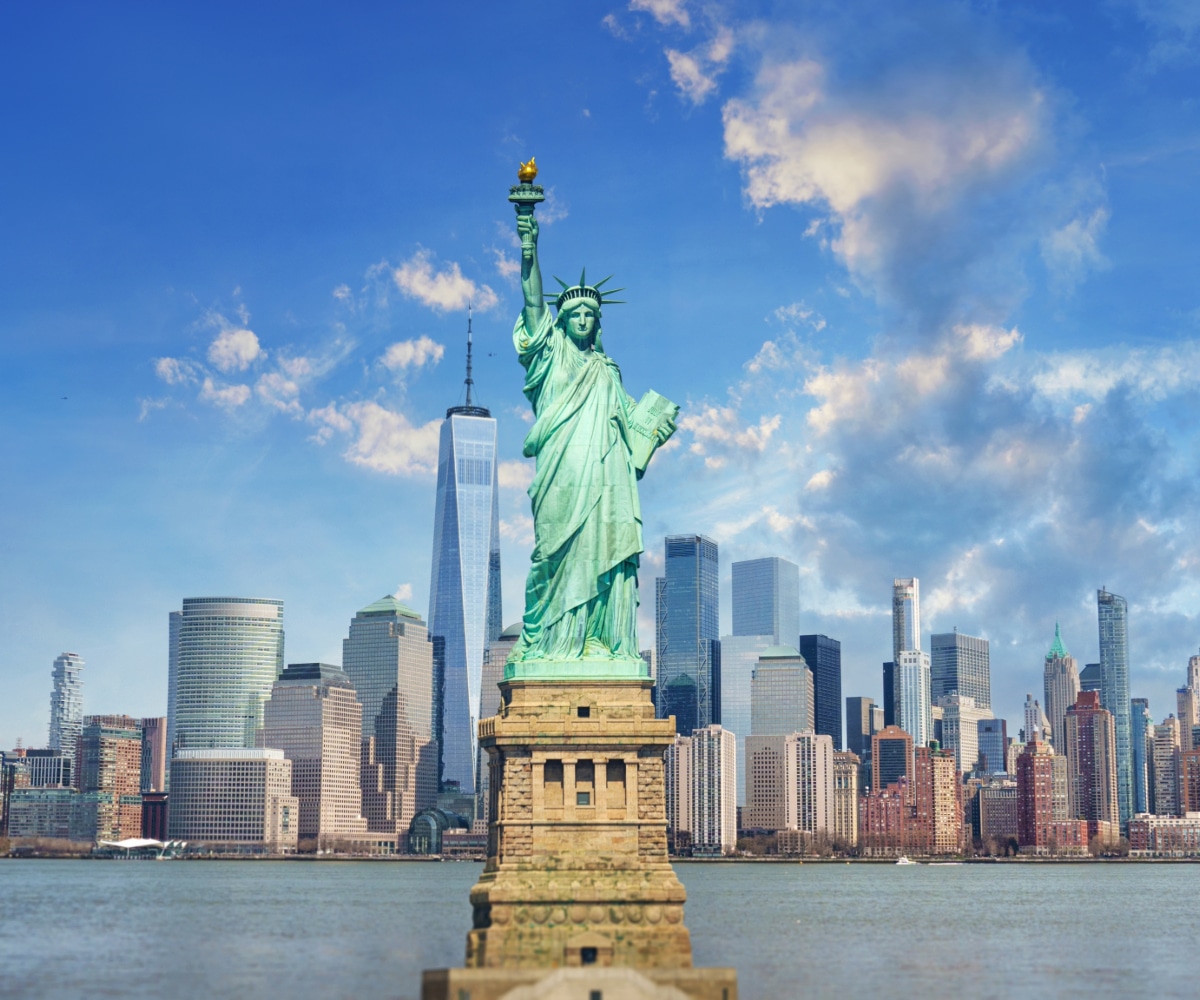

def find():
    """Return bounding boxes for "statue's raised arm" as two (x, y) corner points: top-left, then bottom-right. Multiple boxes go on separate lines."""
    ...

(517, 213), (545, 334)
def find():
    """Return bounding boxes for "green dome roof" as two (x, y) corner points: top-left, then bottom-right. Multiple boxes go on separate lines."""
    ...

(760, 644), (803, 659)
(358, 594), (421, 620)
(500, 622), (523, 639)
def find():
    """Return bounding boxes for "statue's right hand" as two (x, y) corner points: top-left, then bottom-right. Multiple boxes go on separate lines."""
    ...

(517, 214), (539, 252)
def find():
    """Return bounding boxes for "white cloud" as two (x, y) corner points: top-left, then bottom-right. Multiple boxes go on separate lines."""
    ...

(498, 459), (534, 490)
(678, 405), (782, 465)
(492, 248), (520, 280)
(500, 514), (535, 546)
(394, 583), (414, 602)
(199, 377), (251, 410)
(393, 250), (498, 313)
(721, 55), (1045, 300)
(771, 301), (825, 330)
(137, 397), (168, 421)
(630, 0), (689, 28)
(538, 188), (570, 225)
(332, 284), (352, 302)
(381, 336), (445, 372)
(1027, 343), (1200, 403)
(308, 401), (441, 477)
(1041, 207), (1110, 295)
(255, 372), (302, 415)
(805, 469), (835, 491)
(667, 49), (718, 105)
(154, 357), (198, 385)
(207, 328), (263, 373)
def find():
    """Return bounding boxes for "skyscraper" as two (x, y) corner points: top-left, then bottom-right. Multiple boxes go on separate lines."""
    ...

(1064, 691), (1118, 829)
(1043, 623), (1081, 761)
(168, 598), (284, 754)
(872, 725), (914, 793)
(731, 557), (799, 644)
(882, 662), (896, 728)
(1131, 697), (1154, 815)
(1080, 662), (1102, 693)
(892, 578), (920, 665)
(715, 633), (773, 807)
(689, 725), (737, 856)
(78, 715), (143, 841)
(657, 535), (719, 735)
(259, 662), (369, 846)
(1151, 717), (1183, 816)
(750, 647), (814, 736)
(896, 649), (932, 748)
(427, 315), (502, 795)
(342, 596), (437, 839)
(48, 653), (84, 771)
(1097, 588), (1132, 826)
(976, 718), (1008, 774)
(799, 634), (842, 749)
(937, 694), (992, 774)
(931, 630), (991, 710)
(139, 717), (166, 793)
(846, 696), (881, 759)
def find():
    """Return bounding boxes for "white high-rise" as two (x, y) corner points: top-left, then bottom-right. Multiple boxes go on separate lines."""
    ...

(896, 649), (932, 748)
(689, 725), (737, 855)
(892, 578), (920, 664)
(48, 653), (85, 769)
(428, 315), (502, 795)
(937, 693), (993, 773)
(168, 598), (284, 754)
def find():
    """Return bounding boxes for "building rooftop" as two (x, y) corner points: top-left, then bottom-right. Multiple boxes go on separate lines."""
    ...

(1046, 621), (1070, 660)
(277, 662), (353, 687)
(358, 595), (422, 620)
(500, 622), (522, 639)
(759, 645), (804, 660)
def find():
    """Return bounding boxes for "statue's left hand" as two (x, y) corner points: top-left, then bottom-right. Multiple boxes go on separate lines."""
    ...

(656, 412), (677, 444)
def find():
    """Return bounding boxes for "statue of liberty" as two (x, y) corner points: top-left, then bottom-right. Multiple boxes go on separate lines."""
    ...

(506, 160), (678, 679)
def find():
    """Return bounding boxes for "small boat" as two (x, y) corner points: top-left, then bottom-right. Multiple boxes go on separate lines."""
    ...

(895, 855), (918, 865)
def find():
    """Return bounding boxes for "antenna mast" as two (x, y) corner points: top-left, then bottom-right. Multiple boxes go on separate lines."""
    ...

(465, 302), (474, 407)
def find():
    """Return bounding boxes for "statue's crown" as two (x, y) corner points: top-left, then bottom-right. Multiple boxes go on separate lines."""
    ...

(547, 269), (625, 311)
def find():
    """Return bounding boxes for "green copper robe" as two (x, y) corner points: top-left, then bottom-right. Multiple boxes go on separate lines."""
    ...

(509, 307), (643, 665)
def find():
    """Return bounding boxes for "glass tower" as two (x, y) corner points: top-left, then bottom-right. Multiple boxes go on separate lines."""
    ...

(800, 634), (842, 749)
(892, 578), (920, 664)
(731, 557), (799, 645)
(1131, 697), (1153, 815)
(1097, 588), (1132, 826)
(930, 630), (991, 710)
(896, 649), (932, 748)
(168, 598), (284, 753)
(48, 652), (85, 771)
(343, 595), (438, 834)
(716, 633), (774, 806)
(657, 534), (719, 735)
(427, 318), (501, 796)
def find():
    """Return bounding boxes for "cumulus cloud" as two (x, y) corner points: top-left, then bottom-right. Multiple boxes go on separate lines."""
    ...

(199, 377), (251, 410)
(308, 400), (441, 476)
(678, 405), (782, 468)
(393, 250), (498, 313)
(154, 357), (199, 385)
(255, 372), (302, 415)
(394, 583), (414, 602)
(500, 514), (535, 546)
(1041, 206), (1110, 295)
(630, 0), (689, 28)
(492, 248), (520, 280)
(381, 336), (445, 372)
(666, 26), (734, 105)
(207, 328), (263, 373)
(498, 459), (535, 491)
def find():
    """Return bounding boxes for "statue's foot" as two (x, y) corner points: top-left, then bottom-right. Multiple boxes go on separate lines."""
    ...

(582, 639), (613, 659)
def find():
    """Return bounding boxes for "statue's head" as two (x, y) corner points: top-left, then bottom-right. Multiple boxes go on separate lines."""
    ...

(549, 270), (624, 348)
(559, 299), (600, 344)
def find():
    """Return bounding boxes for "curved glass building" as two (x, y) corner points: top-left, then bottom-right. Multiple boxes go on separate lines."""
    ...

(167, 597), (284, 754)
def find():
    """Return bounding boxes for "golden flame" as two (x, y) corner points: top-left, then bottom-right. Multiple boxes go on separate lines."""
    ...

(518, 157), (538, 183)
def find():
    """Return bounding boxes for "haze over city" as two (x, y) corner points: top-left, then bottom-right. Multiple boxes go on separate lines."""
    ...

(3, 0), (1199, 752)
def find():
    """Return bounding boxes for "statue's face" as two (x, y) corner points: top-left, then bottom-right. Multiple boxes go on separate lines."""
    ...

(565, 304), (597, 342)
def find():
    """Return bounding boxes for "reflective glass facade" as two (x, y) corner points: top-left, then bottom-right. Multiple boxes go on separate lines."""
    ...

(169, 598), (284, 753)
(715, 633), (773, 805)
(800, 634), (843, 749)
(750, 648), (814, 736)
(657, 535), (719, 735)
(428, 409), (501, 794)
(1132, 697), (1153, 814)
(896, 649), (932, 748)
(342, 596), (437, 834)
(731, 557), (799, 645)
(892, 578), (920, 663)
(931, 630), (991, 710)
(1098, 588), (1132, 825)
(48, 652), (84, 770)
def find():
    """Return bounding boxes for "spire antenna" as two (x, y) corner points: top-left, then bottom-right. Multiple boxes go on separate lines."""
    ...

(465, 302), (474, 407)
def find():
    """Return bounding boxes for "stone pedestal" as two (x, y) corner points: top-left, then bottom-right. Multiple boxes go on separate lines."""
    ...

(421, 678), (735, 999)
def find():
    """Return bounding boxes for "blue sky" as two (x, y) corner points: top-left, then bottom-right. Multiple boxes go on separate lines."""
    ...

(3, 0), (1199, 748)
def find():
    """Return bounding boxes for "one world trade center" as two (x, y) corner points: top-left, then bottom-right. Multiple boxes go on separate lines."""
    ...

(428, 310), (503, 795)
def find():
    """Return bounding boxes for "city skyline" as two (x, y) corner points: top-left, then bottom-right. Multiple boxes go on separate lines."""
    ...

(4, 2), (1200, 755)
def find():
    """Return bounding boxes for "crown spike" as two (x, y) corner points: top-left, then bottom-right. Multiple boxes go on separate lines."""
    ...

(594, 274), (615, 289)
(552, 275), (570, 290)
(579, 267), (587, 287)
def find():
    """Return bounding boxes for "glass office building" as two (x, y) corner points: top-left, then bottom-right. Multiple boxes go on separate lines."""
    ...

(892, 578), (920, 663)
(48, 652), (85, 770)
(716, 633), (774, 806)
(657, 534), (719, 735)
(343, 595), (438, 835)
(732, 557), (799, 645)
(931, 630), (991, 710)
(168, 598), (284, 754)
(428, 398), (501, 796)
(896, 649), (932, 749)
(800, 634), (843, 749)
(1098, 588), (1132, 826)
